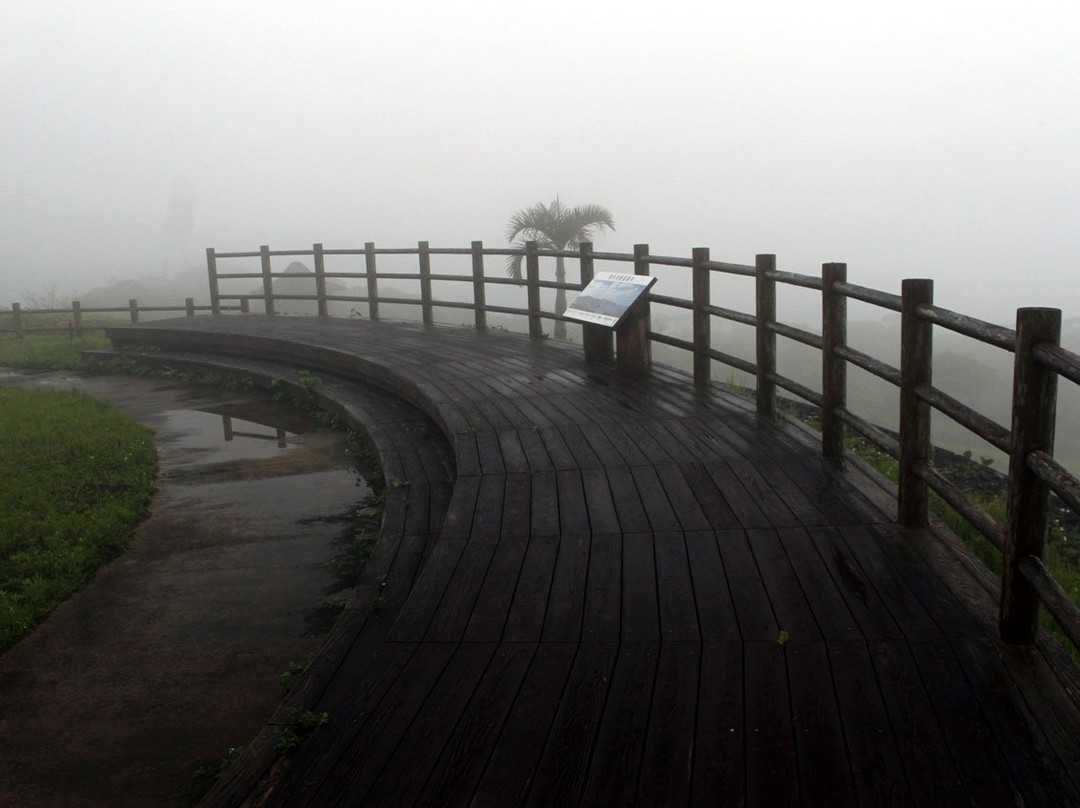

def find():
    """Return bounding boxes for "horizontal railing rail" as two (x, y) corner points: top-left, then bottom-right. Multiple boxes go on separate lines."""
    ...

(1, 298), (234, 339)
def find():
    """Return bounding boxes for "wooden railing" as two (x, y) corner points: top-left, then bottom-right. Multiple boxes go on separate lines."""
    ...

(0, 298), (238, 339)
(205, 239), (1078, 649)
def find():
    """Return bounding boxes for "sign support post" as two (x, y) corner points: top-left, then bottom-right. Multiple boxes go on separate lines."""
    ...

(563, 271), (657, 376)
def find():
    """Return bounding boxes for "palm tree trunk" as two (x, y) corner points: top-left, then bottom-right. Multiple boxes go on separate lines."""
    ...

(554, 255), (567, 340)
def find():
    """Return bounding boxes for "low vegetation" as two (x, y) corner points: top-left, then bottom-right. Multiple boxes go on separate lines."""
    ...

(0, 333), (110, 370)
(0, 307), (129, 370)
(0, 387), (156, 650)
(275, 710), (331, 755)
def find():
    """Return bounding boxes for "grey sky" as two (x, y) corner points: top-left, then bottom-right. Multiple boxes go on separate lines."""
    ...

(2, 1), (1077, 323)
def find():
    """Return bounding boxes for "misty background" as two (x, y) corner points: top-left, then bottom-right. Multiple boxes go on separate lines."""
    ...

(2, 2), (1078, 464)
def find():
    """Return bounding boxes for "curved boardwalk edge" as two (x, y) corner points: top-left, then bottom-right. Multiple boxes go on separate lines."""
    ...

(100, 316), (1080, 807)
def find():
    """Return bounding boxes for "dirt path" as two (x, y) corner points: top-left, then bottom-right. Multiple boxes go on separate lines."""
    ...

(0, 372), (370, 807)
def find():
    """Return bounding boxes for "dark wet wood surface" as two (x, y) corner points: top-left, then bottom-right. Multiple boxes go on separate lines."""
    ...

(103, 316), (1080, 807)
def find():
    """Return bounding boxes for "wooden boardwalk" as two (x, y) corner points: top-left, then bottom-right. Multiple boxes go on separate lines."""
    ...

(103, 316), (1080, 807)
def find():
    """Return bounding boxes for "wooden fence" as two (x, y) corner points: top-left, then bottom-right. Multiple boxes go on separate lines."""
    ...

(207, 240), (1080, 649)
(1, 298), (242, 339)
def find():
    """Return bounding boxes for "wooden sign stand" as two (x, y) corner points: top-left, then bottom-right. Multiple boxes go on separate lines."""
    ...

(615, 300), (649, 375)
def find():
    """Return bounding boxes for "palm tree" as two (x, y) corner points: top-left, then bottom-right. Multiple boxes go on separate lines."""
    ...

(506, 198), (615, 339)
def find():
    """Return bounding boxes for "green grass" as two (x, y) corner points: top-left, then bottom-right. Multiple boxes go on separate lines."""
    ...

(0, 387), (156, 651)
(0, 333), (110, 370)
(0, 311), (131, 371)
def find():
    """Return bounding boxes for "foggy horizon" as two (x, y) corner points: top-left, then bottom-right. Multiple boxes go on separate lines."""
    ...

(2, 2), (1077, 325)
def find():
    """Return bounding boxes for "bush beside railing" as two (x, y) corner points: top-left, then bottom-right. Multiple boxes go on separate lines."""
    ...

(205, 240), (1080, 650)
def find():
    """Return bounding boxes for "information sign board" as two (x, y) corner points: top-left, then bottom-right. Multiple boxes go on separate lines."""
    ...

(564, 272), (657, 329)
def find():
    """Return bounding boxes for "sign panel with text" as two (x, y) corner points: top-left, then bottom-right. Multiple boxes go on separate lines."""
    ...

(563, 272), (658, 329)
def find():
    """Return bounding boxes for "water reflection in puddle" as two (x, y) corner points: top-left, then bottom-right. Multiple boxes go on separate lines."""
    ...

(147, 396), (379, 637)
(157, 408), (299, 462)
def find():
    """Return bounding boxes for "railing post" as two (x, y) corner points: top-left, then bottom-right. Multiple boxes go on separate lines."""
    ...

(260, 245), (276, 315)
(898, 278), (934, 528)
(71, 301), (82, 337)
(579, 242), (612, 362)
(634, 244), (651, 363)
(313, 243), (329, 319)
(471, 240), (487, 330)
(185, 297), (195, 317)
(364, 242), (380, 320)
(1000, 307), (1062, 644)
(615, 245), (651, 375)
(692, 247), (711, 389)
(756, 254), (777, 417)
(526, 241), (543, 338)
(129, 299), (139, 324)
(206, 247), (221, 316)
(821, 263), (848, 462)
(11, 303), (23, 340)
(240, 296), (250, 314)
(418, 240), (433, 326)
(554, 251), (568, 341)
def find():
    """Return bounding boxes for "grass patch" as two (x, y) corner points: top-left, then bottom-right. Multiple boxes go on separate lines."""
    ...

(0, 387), (156, 651)
(0, 333), (110, 370)
(847, 437), (1006, 571)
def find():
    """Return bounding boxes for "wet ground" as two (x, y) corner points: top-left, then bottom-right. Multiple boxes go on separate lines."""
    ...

(0, 370), (374, 807)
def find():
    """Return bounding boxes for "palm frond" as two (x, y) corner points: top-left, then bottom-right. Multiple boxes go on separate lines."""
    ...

(505, 199), (615, 251)
(506, 201), (556, 243)
(505, 250), (525, 280)
(568, 204), (615, 234)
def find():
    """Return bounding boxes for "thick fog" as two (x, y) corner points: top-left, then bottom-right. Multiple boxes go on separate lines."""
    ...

(2, 2), (1078, 326)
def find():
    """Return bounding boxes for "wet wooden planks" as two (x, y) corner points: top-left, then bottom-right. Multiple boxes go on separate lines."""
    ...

(102, 316), (1080, 807)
